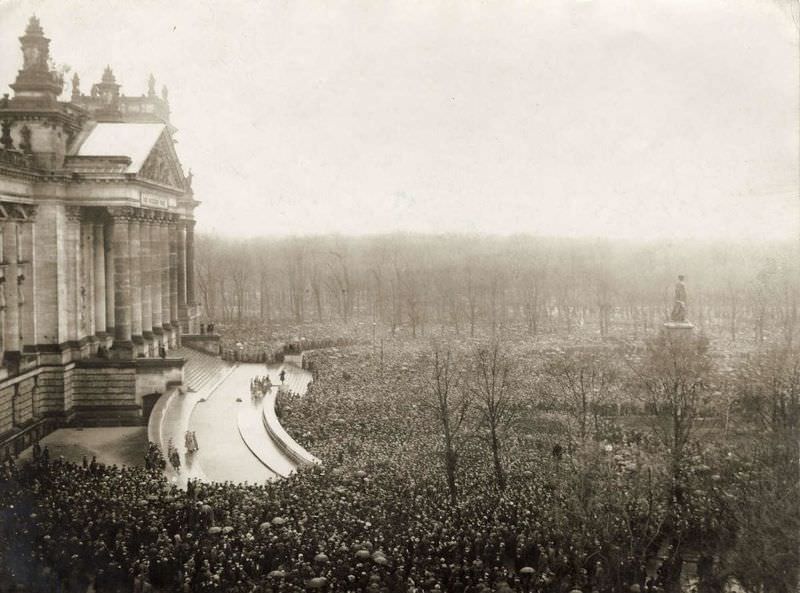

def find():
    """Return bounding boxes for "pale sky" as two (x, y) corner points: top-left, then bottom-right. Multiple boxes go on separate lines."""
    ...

(0, 0), (798, 240)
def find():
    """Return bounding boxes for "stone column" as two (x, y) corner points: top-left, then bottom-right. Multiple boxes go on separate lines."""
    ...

(129, 217), (143, 353)
(141, 217), (153, 349)
(159, 220), (170, 331)
(150, 219), (163, 337)
(186, 220), (196, 305)
(3, 222), (20, 355)
(177, 222), (187, 309)
(110, 210), (132, 356)
(18, 219), (35, 349)
(65, 208), (81, 341)
(80, 221), (94, 338)
(104, 219), (115, 334)
(168, 219), (179, 331)
(93, 223), (106, 335)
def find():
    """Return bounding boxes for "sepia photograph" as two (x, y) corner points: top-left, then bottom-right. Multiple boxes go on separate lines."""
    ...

(0, 1), (798, 592)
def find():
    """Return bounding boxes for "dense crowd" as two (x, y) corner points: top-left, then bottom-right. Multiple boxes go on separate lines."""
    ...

(218, 321), (364, 364)
(0, 323), (797, 593)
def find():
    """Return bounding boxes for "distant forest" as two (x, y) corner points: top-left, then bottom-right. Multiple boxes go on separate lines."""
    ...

(196, 234), (799, 344)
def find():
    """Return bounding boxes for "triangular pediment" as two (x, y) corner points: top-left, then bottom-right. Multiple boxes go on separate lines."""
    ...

(137, 129), (186, 190)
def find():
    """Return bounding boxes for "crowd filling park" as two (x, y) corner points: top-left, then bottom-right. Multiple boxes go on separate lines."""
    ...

(1, 235), (798, 593)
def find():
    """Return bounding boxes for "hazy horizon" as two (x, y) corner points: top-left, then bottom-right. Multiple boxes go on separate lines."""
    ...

(1, 0), (798, 241)
(194, 228), (799, 248)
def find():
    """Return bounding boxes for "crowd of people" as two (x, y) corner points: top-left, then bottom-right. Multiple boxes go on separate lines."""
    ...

(217, 321), (363, 365)
(250, 376), (273, 400)
(0, 320), (794, 593)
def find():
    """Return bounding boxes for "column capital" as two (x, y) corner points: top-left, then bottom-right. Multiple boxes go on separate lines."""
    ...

(138, 208), (156, 223)
(107, 206), (136, 221)
(152, 211), (174, 226)
(65, 205), (83, 222)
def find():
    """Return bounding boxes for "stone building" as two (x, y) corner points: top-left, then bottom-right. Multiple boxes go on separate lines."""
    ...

(0, 17), (200, 456)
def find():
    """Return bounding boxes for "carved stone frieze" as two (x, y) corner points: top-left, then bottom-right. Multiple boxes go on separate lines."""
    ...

(138, 131), (184, 189)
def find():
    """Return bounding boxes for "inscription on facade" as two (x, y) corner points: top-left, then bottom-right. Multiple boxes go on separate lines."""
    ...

(140, 193), (176, 210)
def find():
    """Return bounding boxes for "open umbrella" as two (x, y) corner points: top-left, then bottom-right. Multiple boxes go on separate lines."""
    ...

(314, 553), (329, 564)
(222, 526), (234, 534)
(268, 570), (286, 579)
(307, 577), (328, 589)
(208, 527), (221, 535)
(355, 550), (371, 560)
(272, 516), (287, 526)
(520, 567), (535, 575)
(259, 522), (271, 531)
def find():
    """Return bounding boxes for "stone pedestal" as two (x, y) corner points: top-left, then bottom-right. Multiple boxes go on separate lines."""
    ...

(663, 321), (695, 344)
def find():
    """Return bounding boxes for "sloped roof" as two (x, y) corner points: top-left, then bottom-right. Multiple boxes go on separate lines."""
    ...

(75, 123), (166, 173)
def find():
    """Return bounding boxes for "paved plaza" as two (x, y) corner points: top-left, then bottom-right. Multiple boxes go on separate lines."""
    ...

(19, 426), (147, 467)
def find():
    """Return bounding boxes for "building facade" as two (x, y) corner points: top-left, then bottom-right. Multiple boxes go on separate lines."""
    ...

(0, 17), (200, 455)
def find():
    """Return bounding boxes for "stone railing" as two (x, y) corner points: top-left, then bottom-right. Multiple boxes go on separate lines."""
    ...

(0, 417), (57, 461)
(262, 388), (320, 468)
(0, 148), (33, 170)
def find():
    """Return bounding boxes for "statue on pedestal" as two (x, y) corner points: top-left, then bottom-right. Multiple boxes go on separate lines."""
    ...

(670, 275), (687, 323)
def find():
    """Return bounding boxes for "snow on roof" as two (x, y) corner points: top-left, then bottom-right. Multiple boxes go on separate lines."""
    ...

(75, 123), (166, 173)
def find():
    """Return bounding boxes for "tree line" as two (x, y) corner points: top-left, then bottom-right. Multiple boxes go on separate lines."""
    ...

(196, 233), (799, 344)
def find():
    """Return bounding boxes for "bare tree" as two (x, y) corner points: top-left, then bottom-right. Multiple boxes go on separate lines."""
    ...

(522, 265), (545, 336)
(635, 331), (713, 479)
(723, 345), (800, 593)
(541, 347), (619, 444)
(468, 340), (519, 490)
(285, 241), (307, 323)
(631, 330), (714, 592)
(420, 345), (471, 505)
(326, 248), (353, 323)
(465, 263), (479, 338)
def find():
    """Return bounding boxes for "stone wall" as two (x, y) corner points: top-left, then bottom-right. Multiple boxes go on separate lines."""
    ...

(181, 334), (220, 356)
(37, 365), (69, 417)
(134, 358), (183, 399)
(0, 368), (63, 456)
(71, 362), (139, 424)
(0, 383), (12, 435)
(0, 372), (44, 434)
(13, 377), (36, 426)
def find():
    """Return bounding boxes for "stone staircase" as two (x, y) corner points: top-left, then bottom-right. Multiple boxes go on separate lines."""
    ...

(174, 347), (232, 393)
(148, 348), (233, 486)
